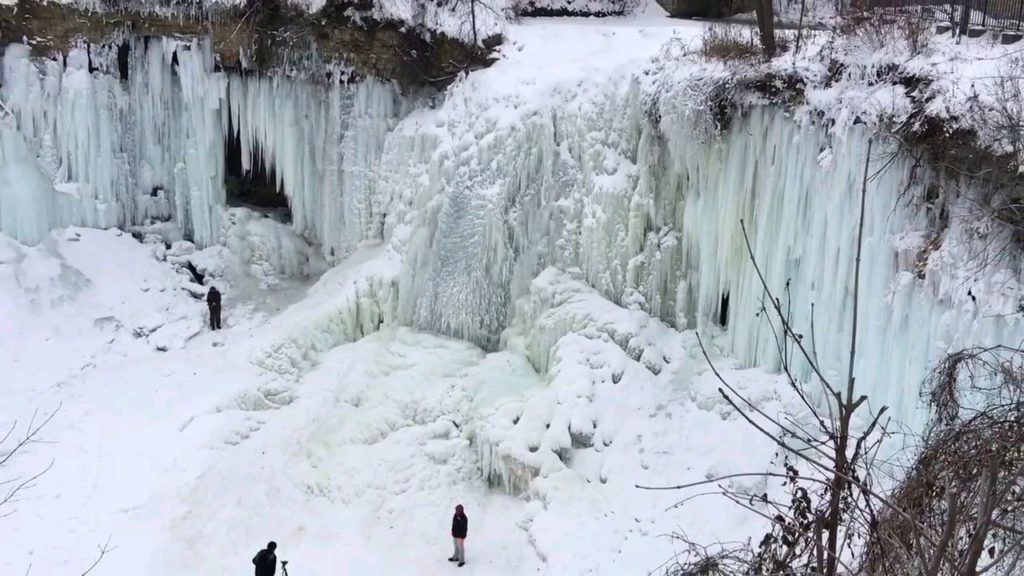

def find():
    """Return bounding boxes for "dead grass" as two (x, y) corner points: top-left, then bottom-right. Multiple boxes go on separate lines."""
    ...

(701, 24), (762, 62)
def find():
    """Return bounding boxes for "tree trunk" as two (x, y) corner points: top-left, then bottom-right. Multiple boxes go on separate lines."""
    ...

(470, 0), (478, 46)
(755, 0), (777, 58)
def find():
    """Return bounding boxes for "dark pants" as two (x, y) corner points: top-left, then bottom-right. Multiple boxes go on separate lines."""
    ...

(209, 304), (221, 330)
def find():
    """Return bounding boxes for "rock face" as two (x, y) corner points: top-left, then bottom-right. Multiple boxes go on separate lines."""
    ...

(654, 0), (752, 18)
(0, 0), (500, 90)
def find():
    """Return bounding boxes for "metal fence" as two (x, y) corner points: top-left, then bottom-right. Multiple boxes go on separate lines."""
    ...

(868, 0), (1024, 31)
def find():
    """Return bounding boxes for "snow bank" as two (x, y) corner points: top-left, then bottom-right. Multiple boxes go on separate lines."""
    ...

(0, 228), (206, 392)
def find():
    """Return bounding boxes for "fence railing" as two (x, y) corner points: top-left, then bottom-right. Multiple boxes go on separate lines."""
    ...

(868, 0), (1024, 31)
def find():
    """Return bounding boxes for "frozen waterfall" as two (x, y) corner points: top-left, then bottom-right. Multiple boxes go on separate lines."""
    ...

(0, 38), (404, 254)
(2, 36), (1022, 425)
(379, 90), (1023, 425)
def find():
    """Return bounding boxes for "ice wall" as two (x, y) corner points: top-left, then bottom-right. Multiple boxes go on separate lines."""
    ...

(0, 38), (403, 254)
(380, 93), (1023, 425)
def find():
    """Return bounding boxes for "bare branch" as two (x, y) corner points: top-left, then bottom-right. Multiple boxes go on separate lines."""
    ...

(81, 536), (115, 576)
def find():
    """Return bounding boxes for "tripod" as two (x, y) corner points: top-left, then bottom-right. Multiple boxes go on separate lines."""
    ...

(281, 560), (289, 576)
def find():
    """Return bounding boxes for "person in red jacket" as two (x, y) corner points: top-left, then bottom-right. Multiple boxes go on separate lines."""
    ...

(448, 504), (468, 567)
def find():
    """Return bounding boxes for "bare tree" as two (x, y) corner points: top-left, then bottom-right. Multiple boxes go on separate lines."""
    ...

(640, 141), (909, 575)
(958, 0), (972, 37)
(754, 0), (777, 57)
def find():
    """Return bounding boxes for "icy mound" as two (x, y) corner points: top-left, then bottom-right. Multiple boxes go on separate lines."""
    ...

(503, 267), (679, 375)
(474, 269), (693, 496)
(252, 244), (401, 379)
(220, 207), (327, 283)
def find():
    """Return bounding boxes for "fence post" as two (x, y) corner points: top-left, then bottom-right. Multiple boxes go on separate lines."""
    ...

(960, 0), (972, 35)
(982, 0), (988, 27)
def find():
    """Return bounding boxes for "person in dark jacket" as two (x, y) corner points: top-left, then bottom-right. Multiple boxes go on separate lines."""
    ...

(448, 504), (468, 566)
(253, 541), (277, 576)
(207, 286), (222, 330)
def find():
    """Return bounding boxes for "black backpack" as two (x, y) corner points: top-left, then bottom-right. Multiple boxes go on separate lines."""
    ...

(252, 549), (276, 575)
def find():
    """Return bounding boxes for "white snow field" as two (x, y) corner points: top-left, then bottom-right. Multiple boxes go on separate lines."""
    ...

(0, 227), (790, 575)
(4, 5), (1024, 576)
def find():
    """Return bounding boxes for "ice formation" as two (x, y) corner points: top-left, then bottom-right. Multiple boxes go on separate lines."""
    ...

(383, 101), (1024, 426)
(2, 34), (1022, 429)
(0, 38), (403, 256)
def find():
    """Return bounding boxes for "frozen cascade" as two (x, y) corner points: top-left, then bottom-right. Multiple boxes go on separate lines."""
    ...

(0, 124), (55, 245)
(382, 100), (1024, 426)
(3, 32), (1023, 427)
(0, 37), (404, 255)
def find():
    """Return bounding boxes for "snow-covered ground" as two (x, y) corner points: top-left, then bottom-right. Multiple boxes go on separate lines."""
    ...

(1, 226), (794, 575)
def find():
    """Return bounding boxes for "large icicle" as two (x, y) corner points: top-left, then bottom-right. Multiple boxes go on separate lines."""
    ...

(173, 39), (227, 247)
(0, 124), (55, 245)
(1, 39), (403, 253)
(1, 39), (226, 243)
(226, 74), (403, 259)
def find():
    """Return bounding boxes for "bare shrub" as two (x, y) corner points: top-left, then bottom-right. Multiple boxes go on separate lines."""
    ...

(974, 58), (1024, 173)
(839, 12), (932, 57)
(1, 406), (59, 516)
(661, 536), (756, 576)
(865, 346), (1024, 576)
(701, 24), (762, 62)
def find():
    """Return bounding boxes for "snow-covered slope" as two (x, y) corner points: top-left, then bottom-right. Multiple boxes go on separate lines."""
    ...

(1, 227), (795, 575)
